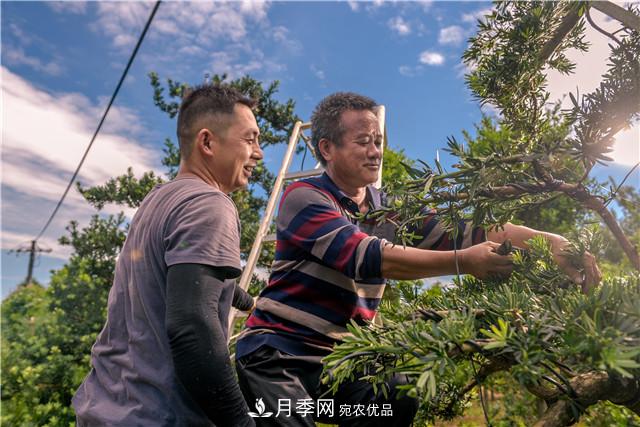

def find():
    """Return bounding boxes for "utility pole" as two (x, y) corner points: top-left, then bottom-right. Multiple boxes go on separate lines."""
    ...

(15, 240), (52, 285)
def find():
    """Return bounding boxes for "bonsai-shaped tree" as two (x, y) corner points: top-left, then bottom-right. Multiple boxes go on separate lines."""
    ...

(323, 2), (640, 425)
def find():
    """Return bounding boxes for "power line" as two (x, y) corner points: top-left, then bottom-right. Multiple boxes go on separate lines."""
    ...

(34, 0), (161, 242)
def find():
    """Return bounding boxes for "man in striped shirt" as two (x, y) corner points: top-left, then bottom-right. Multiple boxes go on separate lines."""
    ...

(236, 92), (600, 426)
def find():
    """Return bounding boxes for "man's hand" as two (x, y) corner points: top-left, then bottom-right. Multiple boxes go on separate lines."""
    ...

(487, 224), (602, 292)
(550, 237), (602, 293)
(460, 241), (514, 280)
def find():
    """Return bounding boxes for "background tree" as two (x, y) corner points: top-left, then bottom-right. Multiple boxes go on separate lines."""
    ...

(324, 2), (640, 426)
(1, 216), (126, 426)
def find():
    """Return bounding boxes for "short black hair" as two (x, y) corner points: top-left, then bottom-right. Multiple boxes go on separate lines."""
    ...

(176, 84), (256, 159)
(310, 92), (377, 165)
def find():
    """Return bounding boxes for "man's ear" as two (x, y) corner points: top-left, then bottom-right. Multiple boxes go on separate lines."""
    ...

(195, 128), (215, 156)
(318, 138), (333, 163)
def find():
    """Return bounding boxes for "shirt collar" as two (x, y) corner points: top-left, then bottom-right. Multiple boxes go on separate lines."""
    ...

(318, 172), (383, 214)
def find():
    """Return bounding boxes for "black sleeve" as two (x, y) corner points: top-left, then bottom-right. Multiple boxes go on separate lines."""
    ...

(166, 263), (255, 427)
(232, 284), (254, 312)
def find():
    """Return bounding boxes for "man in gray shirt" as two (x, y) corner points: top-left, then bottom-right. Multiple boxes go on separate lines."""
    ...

(73, 84), (262, 426)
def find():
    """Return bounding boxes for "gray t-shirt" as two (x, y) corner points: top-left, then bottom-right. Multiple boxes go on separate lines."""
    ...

(73, 177), (241, 426)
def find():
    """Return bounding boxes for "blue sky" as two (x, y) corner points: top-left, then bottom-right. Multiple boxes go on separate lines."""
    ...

(2, 1), (638, 297)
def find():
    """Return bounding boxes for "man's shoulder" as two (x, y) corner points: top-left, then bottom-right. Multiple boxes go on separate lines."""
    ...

(281, 178), (339, 210)
(162, 177), (226, 196)
(152, 178), (234, 209)
(285, 175), (338, 199)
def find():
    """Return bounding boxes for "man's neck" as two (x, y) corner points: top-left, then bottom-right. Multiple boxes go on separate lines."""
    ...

(325, 170), (369, 212)
(176, 163), (223, 192)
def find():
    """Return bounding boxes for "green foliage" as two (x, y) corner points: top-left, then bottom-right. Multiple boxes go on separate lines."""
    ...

(565, 8), (640, 170)
(581, 401), (640, 426)
(373, 2), (639, 269)
(323, 238), (640, 424)
(464, 1), (588, 135)
(1, 215), (127, 426)
(600, 184), (640, 273)
(78, 168), (163, 210)
(4, 3), (638, 425)
(460, 115), (591, 236)
(1, 283), (47, 347)
(381, 146), (415, 192)
(325, 5), (640, 424)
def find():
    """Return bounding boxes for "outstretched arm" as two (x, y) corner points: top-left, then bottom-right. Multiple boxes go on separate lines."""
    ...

(381, 240), (514, 280)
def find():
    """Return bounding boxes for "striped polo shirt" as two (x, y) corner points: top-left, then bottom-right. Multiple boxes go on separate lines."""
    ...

(236, 173), (485, 358)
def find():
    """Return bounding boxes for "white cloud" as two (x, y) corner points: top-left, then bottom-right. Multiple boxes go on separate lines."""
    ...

(178, 45), (206, 57)
(398, 65), (423, 77)
(462, 8), (492, 24)
(48, 1), (87, 14)
(240, 0), (269, 21)
(349, 1), (432, 15)
(153, 17), (181, 36)
(417, 1), (434, 13)
(545, 9), (639, 167)
(347, 1), (360, 12)
(454, 61), (476, 79)
(272, 26), (303, 54)
(388, 16), (411, 36)
(88, 1), (295, 80)
(208, 48), (284, 80)
(310, 64), (326, 80)
(438, 25), (465, 45)
(3, 45), (64, 76)
(480, 101), (501, 118)
(93, 2), (155, 48)
(1, 67), (160, 254)
(419, 50), (445, 66)
(93, 2), (272, 49)
(9, 23), (33, 45)
(272, 26), (289, 43)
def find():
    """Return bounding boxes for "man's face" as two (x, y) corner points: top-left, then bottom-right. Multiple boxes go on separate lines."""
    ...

(210, 103), (263, 193)
(325, 109), (382, 188)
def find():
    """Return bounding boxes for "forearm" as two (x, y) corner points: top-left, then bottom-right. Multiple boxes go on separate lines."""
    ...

(166, 264), (255, 427)
(381, 244), (465, 280)
(487, 223), (566, 248)
(232, 284), (254, 312)
(168, 315), (253, 426)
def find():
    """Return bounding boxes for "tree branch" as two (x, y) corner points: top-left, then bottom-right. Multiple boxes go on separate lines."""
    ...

(591, 1), (640, 32)
(459, 356), (513, 397)
(534, 371), (640, 427)
(425, 181), (640, 270)
(538, 4), (584, 64)
(416, 308), (486, 322)
(526, 381), (562, 402)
